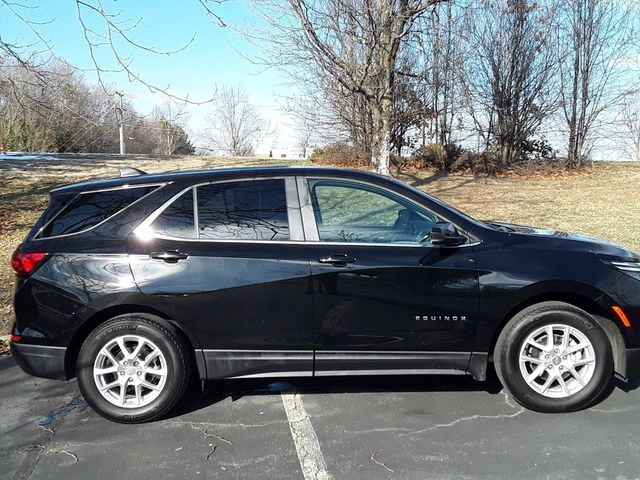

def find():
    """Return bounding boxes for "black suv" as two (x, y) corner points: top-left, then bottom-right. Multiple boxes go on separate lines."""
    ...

(10, 166), (640, 422)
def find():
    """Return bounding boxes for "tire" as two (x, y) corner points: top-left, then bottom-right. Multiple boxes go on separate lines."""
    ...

(494, 301), (613, 413)
(77, 314), (191, 423)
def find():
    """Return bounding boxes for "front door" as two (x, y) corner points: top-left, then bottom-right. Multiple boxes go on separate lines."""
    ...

(128, 177), (314, 379)
(300, 177), (479, 375)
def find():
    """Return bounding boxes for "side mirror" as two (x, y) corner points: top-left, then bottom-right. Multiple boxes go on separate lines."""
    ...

(430, 222), (467, 247)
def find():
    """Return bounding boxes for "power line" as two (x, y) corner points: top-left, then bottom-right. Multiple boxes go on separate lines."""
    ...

(122, 123), (183, 131)
(57, 104), (115, 151)
(76, 124), (119, 153)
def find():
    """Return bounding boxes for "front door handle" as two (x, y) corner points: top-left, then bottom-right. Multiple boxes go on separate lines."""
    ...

(318, 254), (356, 267)
(150, 250), (189, 263)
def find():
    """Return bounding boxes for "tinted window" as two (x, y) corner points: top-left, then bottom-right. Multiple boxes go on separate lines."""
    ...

(309, 179), (437, 244)
(41, 186), (156, 238)
(28, 192), (76, 240)
(151, 189), (196, 238)
(197, 180), (289, 241)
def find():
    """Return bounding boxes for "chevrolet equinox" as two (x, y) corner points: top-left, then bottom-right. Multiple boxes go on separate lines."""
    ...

(9, 166), (640, 423)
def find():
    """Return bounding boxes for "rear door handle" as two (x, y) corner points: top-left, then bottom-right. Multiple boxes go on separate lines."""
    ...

(150, 250), (188, 263)
(318, 254), (356, 266)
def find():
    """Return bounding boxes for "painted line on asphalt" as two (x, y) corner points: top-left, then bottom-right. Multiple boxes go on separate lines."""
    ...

(281, 391), (332, 480)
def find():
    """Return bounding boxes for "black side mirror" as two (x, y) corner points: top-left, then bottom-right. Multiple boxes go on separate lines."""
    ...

(430, 222), (467, 247)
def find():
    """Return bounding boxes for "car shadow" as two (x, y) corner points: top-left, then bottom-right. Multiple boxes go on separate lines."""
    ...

(168, 372), (506, 419)
(0, 355), (17, 373)
(611, 376), (640, 393)
(168, 369), (640, 419)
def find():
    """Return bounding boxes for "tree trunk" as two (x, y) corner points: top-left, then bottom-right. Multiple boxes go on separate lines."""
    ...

(371, 97), (392, 176)
(500, 142), (511, 166)
(432, 7), (441, 144)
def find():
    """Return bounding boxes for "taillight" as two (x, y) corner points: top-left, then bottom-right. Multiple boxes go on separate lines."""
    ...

(11, 252), (47, 277)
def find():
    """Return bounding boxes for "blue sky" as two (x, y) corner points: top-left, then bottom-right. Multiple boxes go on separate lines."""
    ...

(1, 0), (295, 147)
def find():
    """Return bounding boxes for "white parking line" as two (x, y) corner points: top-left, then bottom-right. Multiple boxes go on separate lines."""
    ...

(281, 391), (332, 480)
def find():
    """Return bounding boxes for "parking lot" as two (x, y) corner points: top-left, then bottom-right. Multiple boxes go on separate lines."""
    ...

(2, 353), (640, 480)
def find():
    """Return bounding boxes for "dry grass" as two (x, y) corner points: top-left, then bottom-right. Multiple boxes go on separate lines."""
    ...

(1, 155), (639, 335)
(398, 162), (640, 252)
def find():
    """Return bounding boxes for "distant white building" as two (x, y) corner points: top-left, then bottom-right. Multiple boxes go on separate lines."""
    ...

(255, 138), (309, 159)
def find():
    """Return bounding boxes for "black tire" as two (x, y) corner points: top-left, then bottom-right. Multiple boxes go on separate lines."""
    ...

(77, 314), (191, 423)
(494, 301), (613, 413)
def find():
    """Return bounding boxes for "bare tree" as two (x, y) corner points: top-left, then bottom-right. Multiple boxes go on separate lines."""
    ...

(151, 101), (190, 155)
(282, 67), (426, 159)
(0, 59), (197, 154)
(0, 0), (224, 109)
(0, 61), (118, 152)
(391, 69), (429, 155)
(462, 0), (559, 165)
(1, 1), (224, 155)
(251, 0), (445, 175)
(559, 0), (635, 167)
(202, 84), (271, 157)
(294, 114), (318, 158)
(619, 93), (640, 162)
(279, 82), (366, 151)
(410, 2), (466, 147)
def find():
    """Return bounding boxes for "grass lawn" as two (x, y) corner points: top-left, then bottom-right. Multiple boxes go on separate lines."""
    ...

(1, 155), (639, 335)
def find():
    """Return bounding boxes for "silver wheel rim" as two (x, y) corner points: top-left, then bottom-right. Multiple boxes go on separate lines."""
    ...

(93, 335), (168, 409)
(519, 323), (596, 398)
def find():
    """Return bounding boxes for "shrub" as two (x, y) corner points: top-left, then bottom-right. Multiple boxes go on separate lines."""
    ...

(410, 143), (467, 171)
(308, 147), (325, 163)
(309, 142), (370, 167)
(412, 143), (448, 170)
(518, 138), (557, 162)
(406, 143), (504, 174)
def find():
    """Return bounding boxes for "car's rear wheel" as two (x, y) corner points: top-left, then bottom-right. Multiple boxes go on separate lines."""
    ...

(77, 314), (190, 423)
(494, 301), (613, 412)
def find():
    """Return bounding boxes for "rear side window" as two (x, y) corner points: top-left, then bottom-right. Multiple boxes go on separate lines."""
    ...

(146, 179), (290, 241)
(197, 180), (289, 241)
(40, 186), (156, 238)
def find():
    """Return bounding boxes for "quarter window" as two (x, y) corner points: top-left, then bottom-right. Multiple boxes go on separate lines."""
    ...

(197, 180), (289, 241)
(40, 186), (157, 238)
(309, 179), (438, 244)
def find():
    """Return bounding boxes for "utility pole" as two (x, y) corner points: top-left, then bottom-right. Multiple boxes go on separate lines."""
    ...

(115, 91), (126, 155)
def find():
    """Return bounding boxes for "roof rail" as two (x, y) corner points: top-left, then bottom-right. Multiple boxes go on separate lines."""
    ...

(119, 167), (147, 177)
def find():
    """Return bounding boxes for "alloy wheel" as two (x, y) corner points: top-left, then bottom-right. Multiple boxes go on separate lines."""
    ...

(518, 323), (596, 398)
(93, 335), (168, 408)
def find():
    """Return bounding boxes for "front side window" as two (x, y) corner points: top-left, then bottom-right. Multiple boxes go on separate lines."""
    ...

(40, 186), (157, 238)
(197, 179), (289, 241)
(309, 179), (438, 244)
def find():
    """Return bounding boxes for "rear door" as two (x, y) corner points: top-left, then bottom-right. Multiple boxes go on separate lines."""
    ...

(128, 177), (314, 379)
(299, 177), (479, 376)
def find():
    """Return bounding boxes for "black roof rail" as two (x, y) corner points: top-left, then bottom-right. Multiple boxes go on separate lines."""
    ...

(119, 167), (147, 177)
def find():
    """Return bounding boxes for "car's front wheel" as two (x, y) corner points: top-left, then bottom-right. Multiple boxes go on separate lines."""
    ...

(494, 302), (613, 412)
(77, 314), (191, 423)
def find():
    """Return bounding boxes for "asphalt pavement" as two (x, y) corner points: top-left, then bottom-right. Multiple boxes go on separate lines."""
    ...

(1, 353), (639, 480)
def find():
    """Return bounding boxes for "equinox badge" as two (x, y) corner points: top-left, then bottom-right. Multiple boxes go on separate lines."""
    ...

(415, 315), (467, 322)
